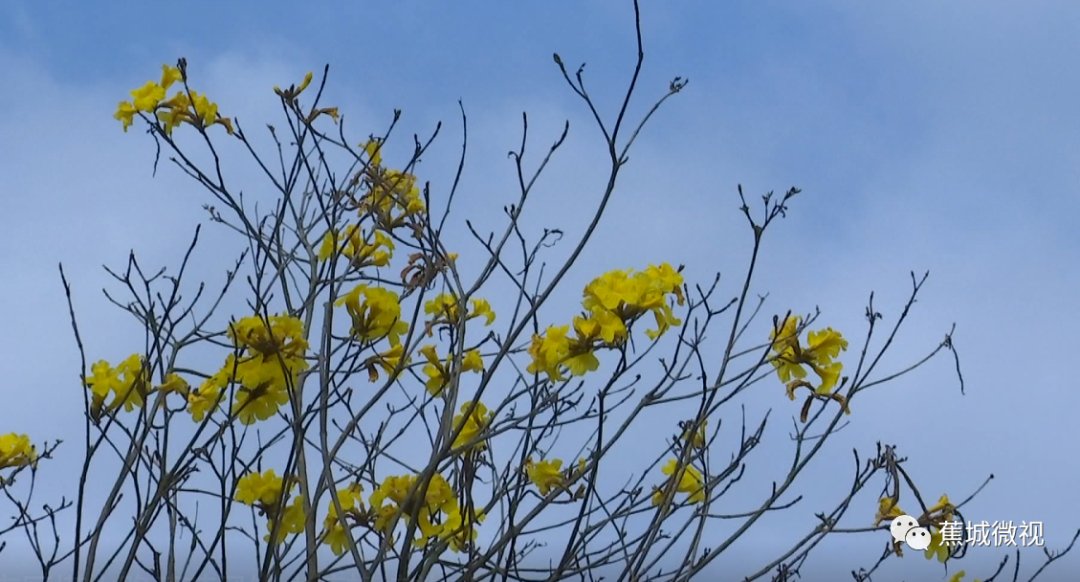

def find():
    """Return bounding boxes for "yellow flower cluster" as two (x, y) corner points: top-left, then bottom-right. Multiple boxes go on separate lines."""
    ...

(318, 225), (394, 268)
(528, 263), (684, 381)
(86, 354), (150, 413)
(114, 63), (233, 135)
(322, 482), (365, 556)
(234, 469), (305, 543)
(424, 294), (496, 329)
(0, 433), (37, 470)
(451, 401), (493, 453)
(524, 456), (587, 496)
(336, 285), (409, 346)
(582, 263), (685, 340)
(363, 344), (410, 383)
(770, 315), (848, 396)
(355, 140), (426, 230)
(651, 458), (706, 507)
(186, 314), (308, 425)
(369, 472), (484, 552)
(420, 345), (484, 396)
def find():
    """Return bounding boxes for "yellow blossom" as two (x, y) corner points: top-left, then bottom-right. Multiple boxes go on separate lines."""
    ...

(187, 356), (236, 422)
(336, 285), (408, 346)
(924, 527), (950, 563)
(769, 315), (849, 397)
(360, 166), (425, 227)
(0, 434), (37, 470)
(160, 64), (182, 90)
(420, 346), (485, 396)
(525, 457), (564, 495)
(452, 401), (493, 452)
(425, 293), (461, 322)
(235, 469), (290, 507)
(681, 418), (707, 450)
(226, 314), (308, 424)
(318, 225), (394, 266)
(461, 350), (484, 372)
(85, 354), (150, 412)
(130, 81), (165, 112)
(652, 458), (706, 506)
(362, 139), (383, 167)
(581, 263), (683, 340)
(323, 483), (364, 556)
(156, 372), (189, 397)
(266, 496), (306, 543)
(114, 101), (137, 131)
(364, 344), (409, 382)
(469, 298), (496, 325)
(874, 496), (905, 526)
(526, 324), (599, 382)
(440, 503), (485, 552)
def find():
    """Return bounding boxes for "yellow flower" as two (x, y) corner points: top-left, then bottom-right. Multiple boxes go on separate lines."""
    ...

(469, 298), (496, 325)
(573, 310), (627, 346)
(273, 71), (314, 99)
(318, 225), (394, 266)
(420, 345), (448, 395)
(130, 81), (165, 112)
(323, 483), (364, 556)
(0, 434), (37, 469)
(266, 496), (305, 543)
(160, 64), (182, 90)
(564, 350), (600, 377)
(525, 457), (564, 495)
(440, 503), (485, 552)
(360, 166), (426, 227)
(190, 91), (218, 127)
(681, 419), (707, 450)
(948, 571), (966, 582)
(926, 494), (956, 521)
(156, 91), (191, 135)
(924, 527), (950, 563)
(368, 472), (461, 547)
(425, 293), (461, 322)
(769, 316), (804, 384)
(187, 356), (235, 422)
(769, 315), (849, 397)
(421, 346), (484, 396)
(652, 458), (706, 506)
(806, 327), (847, 363)
(226, 315), (308, 424)
(526, 324), (599, 381)
(461, 350), (484, 372)
(581, 263), (683, 340)
(114, 101), (137, 131)
(229, 314), (308, 360)
(86, 354), (150, 412)
(526, 325), (570, 381)
(363, 140), (383, 167)
(156, 372), (189, 397)
(364, 344), (409, 382)
(232, 380), (290, 425)
(452, 401), (492, 452)
(235, 469), (289, 507)
(874, 496), (905, 526)
(336, 285), (408, 346)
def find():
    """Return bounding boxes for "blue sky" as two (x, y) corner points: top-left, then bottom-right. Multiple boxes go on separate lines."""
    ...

(2, 1), (1079, 580)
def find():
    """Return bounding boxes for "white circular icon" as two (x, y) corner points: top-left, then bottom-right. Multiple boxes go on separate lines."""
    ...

(890, 514), (919, 543)
(905, 526), (932, 551)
